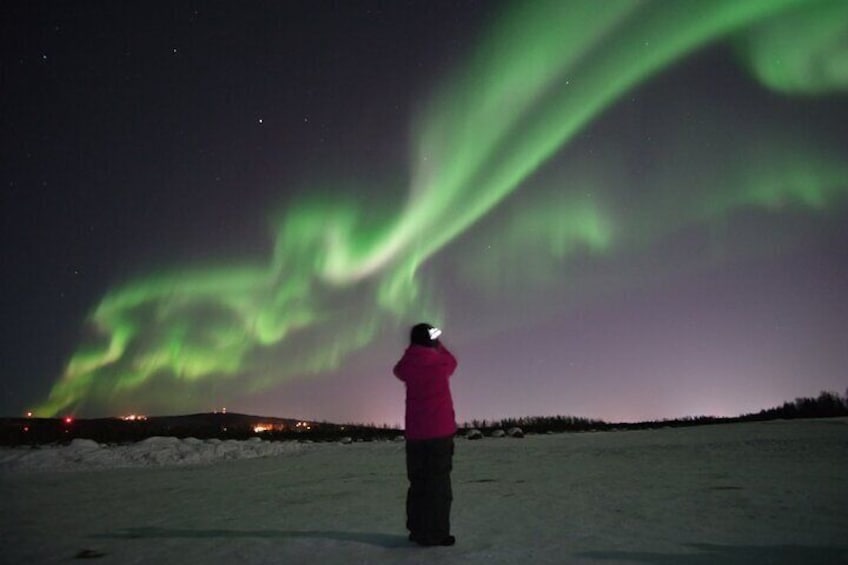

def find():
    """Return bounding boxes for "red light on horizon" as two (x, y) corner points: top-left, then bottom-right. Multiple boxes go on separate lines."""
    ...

(64, 417), (73, 424)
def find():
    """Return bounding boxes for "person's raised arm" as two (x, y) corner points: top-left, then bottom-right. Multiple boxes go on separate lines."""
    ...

(436, 342), (458, 374)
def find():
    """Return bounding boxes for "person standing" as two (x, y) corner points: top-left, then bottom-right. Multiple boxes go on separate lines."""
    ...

(393, 322), (458, 547)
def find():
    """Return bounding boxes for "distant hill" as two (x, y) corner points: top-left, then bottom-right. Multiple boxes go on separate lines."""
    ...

(142, 411), (305, 432)
(0, 412), (331, 445)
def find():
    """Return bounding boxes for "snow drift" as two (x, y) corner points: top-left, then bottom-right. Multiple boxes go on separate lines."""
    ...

(0, 436), (304, 472)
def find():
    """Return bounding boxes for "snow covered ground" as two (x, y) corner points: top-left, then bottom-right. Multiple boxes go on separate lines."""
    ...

(2, 418), (846, 564)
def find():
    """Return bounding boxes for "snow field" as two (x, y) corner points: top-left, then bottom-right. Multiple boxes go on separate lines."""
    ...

(1, 418), (847, 564)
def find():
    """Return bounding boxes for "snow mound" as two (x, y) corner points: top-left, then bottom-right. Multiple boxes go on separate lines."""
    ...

(507, 427), (524, 438)
(0, 437), (304, 472)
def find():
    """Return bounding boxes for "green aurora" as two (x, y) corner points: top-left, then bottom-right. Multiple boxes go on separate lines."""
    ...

(36, 0), (848, 416)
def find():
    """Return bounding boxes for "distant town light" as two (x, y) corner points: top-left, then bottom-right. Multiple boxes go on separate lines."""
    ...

(64, 417), (73, 424)
(26, 412), (32, 418)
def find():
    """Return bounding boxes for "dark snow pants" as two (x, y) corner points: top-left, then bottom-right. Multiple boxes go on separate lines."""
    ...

(405, 435), (454, 542)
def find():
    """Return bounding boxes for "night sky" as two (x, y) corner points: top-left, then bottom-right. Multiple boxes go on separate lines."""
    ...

(3, 1), (847, 425)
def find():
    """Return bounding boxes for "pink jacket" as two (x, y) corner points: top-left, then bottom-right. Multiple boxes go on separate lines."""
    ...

(393, 343), (458, 440)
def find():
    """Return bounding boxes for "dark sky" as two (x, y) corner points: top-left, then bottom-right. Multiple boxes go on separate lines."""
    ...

(2, 1), (847, 425)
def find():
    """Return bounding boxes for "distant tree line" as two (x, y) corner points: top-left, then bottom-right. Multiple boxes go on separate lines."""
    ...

(458, 390), (848, 434)
(462, 415), (606, 434)
(2, 390), (845, 446)
(738, 390), (848, 421)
